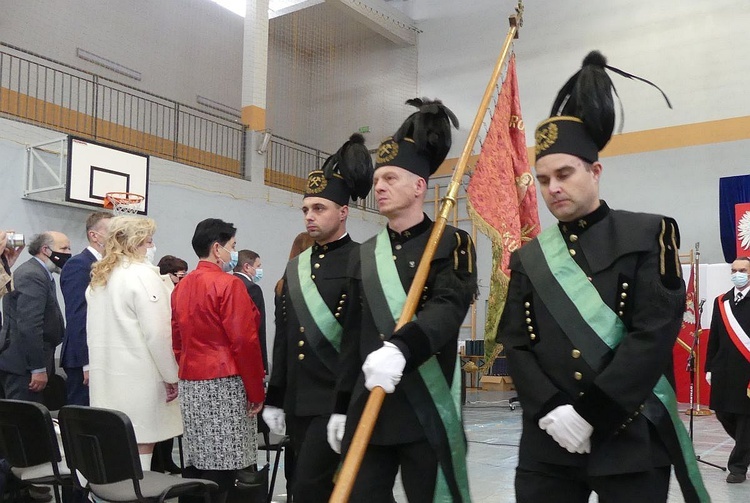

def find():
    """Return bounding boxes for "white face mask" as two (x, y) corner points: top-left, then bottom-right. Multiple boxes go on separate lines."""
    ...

(145, 245), (157, 265)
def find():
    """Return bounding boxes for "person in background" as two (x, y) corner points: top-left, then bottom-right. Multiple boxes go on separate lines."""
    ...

(87, 216), (182, 470)
(60, 212), (112, 406)
(0, 232), (69, 403)
(159, 255), (189, 289)
(705, 256), (750, 483)
(233, 250), (268, 372)
(0, 229), (25, 329)
(171, 218), (265, 503)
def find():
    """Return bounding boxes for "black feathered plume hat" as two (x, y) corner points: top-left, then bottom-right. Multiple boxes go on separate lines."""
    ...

(535, 50), (671, 163)
(304, 133), (373, 206)
(375, 98), (459, 179)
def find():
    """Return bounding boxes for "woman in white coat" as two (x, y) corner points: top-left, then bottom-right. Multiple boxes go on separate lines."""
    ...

(86, 216), (182, 470)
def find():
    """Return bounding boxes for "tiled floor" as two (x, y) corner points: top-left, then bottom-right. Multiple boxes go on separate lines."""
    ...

(268, 390), (748, 502)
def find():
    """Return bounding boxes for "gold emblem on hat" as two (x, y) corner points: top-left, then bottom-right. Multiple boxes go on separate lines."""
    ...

(376, 138), (399, 164)
(307, 172), (327, 194)
(535, 122), (558, 155)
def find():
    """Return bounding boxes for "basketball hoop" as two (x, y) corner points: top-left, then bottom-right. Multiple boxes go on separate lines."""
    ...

(103, 192), (145, 216)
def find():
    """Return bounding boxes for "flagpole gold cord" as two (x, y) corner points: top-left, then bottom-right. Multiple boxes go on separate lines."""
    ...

(329, 2), (524, 501)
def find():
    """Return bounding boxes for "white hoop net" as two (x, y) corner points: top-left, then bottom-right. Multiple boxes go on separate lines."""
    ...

(105, 192), (144, 216)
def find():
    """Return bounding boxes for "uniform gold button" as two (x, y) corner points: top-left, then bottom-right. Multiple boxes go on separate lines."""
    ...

(422, 295), (428, 300)
(578, 391), (585, 397)
(622, 283), (629, 290)
(423, 286), (429, 291)
(530, 334), (536, 340)
(298, 354), (305, 360)
(334, 313), (340, 318)
(299, 326), (305, 333)
(571, 349), (581, 359)
(319, 254), (325, 259)
(618, 311), (624, 316)
(339, 300), (345, 305)
(626, 418), (633, 423)
(525, 310), (530, 316)
(395, 244), (402, 250)
(336, 306), (343, 311)
(620, 292), (627, 299)
(524, 302), (530, 308)
(314, 263), (320, 269)
(574, 372), (582, 380)
(587, 276), (593, 281)
(298, 340), (304, 347)
(525, 318), (532, 324)
(619, 302), (625, 308)
(570, 234), (578, 242)
(527, 326), (534, 332)
(619, 424), (627, 430)
(393, 255), (397, 260)
(569, 249), (576, 256)
(379, 333), (386, 340)
(311, 274), (316, 280)
(342, 294), (347, 299)
(639, 404), (645, 411)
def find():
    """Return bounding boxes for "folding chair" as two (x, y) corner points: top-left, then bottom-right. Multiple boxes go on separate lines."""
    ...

(58, 405), (217, 503)
(0, 399), (73, 503)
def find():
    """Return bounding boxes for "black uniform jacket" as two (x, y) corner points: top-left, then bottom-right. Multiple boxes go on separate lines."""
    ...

(497, 203), (686, 475)
(266, 235), (358, 417)
(706, 289), (750, 415)
(335, 216), (477, 445)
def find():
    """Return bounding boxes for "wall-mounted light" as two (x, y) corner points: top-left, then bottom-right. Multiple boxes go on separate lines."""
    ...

(257, 130), (272, 155)
(76, 48), (142, 81)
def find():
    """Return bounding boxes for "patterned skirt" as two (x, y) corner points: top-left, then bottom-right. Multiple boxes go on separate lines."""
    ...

(179, 375), (257, 470)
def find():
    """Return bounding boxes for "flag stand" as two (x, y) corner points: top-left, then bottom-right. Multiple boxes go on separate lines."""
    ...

(328, 2), (525, 502)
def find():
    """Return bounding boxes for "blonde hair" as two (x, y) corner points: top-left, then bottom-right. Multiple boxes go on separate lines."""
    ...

(90, 216), (156, 288)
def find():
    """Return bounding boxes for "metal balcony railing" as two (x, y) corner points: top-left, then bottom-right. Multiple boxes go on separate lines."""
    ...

(0, 44), (245, 177)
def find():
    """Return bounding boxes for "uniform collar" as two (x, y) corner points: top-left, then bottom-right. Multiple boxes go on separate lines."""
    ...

(388, 214), (432, 243)
(558, 200), (610, 235)
(312, 233), (351, 254)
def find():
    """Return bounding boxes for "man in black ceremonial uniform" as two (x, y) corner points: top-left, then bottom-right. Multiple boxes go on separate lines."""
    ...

(263, 134), (372, 503)
(329, 99), (476, 502)
(497, 52), (709, 503)
(705, 257), (750, 483)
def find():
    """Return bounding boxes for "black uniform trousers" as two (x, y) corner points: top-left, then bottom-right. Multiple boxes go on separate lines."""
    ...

(516, 462), (670, 503)
(287, 414), (339, 503)
(716, 410), (750, 476)
(348, 439), (437, 503)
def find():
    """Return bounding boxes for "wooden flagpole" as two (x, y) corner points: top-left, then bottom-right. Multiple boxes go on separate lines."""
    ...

(329, 2), (525, 501)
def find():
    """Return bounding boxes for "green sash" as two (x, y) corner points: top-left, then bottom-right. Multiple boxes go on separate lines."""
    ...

(285, 248), (342, 373)
(519, 226), (709, 503)
(360, 229), (471, 503)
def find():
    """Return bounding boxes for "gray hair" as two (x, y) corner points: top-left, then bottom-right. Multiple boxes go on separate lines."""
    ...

(27, 232), (54, 256)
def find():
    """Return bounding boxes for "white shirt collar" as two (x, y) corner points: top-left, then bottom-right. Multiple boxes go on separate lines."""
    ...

(87, 246), (103, 261)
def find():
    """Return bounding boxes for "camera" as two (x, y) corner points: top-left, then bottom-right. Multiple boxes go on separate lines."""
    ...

(6, 232), (25, 248)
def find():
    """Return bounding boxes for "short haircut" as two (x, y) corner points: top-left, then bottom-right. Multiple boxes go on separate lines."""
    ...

(191, 218), (236, 258)
(234, 249), (259, 272)
(157, 255), (188, 275)
(736, 256), (750, 266)
(86, 212), (112, 232)
(27, 232), (54, 256)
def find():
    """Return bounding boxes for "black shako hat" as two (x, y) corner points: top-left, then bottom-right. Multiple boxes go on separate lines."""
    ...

(375, 98), (459, 179)
(535, 51), (672, 163)
(304, 133), (373, 207)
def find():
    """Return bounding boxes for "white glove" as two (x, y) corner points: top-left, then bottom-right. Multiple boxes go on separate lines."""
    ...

(326, 414), (347, 454)
(362, 341), (406, 394)
(261, 405), (286, 435)
(538, 404), (593, 454)
(705, 372), (712, 385)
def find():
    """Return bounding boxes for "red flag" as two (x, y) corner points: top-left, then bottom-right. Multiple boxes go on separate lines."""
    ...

(467, 54), (540, 361)
(671, 263), (710, 404)
(735, 202), (750, 257)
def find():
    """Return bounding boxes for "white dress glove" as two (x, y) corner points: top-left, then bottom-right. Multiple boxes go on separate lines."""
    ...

(538, 404), (593, 454)
(326, 413), (347, 454)
(362, 341), (407, 394)
(261, 405), (286, 435)
(705, 371), (712, 385)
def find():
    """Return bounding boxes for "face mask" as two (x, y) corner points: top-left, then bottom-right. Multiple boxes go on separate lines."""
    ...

(145, 245), (157, 265)
(221, 246), (238, 272)
(47, 250), (71, 270)
(253, 268), (264, 283)
(731, 272), (749, 289)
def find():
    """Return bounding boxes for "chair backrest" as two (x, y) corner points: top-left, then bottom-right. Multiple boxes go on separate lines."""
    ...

(58, 405), (142, 485)
(0, 399), (62, 468)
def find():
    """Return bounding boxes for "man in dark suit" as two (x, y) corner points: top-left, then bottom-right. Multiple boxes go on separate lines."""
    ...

(60, 212), (111, 405)
(705, 256), (750, 483)
(233, 250), (267, 372)
(497, 52), (707, 502)
(264, 134), (372, 503)
(0, 231), (70, 402)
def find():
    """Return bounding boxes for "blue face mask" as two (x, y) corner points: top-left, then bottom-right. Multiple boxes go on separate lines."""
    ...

(253, 268), (264, 283)
(221, 245), (238, 272)
(731, 271), (749, 289)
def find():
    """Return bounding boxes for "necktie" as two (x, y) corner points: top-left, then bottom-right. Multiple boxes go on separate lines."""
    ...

(736, 292), (743, 304)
